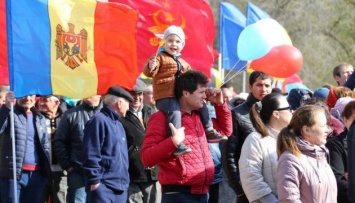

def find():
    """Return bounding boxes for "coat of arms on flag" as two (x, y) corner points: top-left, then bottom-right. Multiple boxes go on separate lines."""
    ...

(56, 23), (88, 70)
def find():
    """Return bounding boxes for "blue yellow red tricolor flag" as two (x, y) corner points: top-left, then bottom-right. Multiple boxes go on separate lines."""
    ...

(110, 0), (216, 78)
(5, 0), (139, 98)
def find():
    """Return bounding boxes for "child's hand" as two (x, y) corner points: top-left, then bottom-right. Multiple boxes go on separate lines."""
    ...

(344, 172), (348, 180)
(149, 59), (158, 72)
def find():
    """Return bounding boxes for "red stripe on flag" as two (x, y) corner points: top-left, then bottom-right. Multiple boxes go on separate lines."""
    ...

(109, 0), (215, 78)
(0, 0), (9, 85)
(94, 2), (139, 94)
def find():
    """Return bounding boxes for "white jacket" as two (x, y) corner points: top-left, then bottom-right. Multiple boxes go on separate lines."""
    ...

(239, 126), (279, 203)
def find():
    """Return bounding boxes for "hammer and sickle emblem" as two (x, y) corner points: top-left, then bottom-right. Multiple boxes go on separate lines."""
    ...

(148, 10), (186, 47)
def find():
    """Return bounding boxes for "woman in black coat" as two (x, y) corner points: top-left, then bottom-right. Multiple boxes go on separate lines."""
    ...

(326, 100), (355, 203)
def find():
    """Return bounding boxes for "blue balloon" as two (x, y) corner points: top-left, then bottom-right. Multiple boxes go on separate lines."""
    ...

(237, 18), (292, 61)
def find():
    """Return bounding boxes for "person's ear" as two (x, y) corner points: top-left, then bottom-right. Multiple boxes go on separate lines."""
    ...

(301, 125), (311, 138)
(182, 90), (189, 97)
(273, 110), (280, 119)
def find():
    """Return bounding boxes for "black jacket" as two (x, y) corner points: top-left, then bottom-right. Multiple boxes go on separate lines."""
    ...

(222, 93), (258, 196)
(326, 130), (351, 203)
(0, 104), (51, 179)
(348, 122), (355, 203)
(54, 101), (103, 172)
(119, 105), (158, 182)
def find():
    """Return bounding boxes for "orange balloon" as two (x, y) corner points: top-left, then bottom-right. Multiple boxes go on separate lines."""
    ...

(250, 45), (303, 78)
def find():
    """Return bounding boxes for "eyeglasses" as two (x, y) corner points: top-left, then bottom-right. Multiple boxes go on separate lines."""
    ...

(275, 106), (292, 112)
(143, 91), (153, 95)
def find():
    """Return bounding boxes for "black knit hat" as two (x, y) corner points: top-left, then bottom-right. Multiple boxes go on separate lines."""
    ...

(107, 86), (134, 102)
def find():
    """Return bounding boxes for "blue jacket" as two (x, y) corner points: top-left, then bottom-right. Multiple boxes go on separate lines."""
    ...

(0, 104), (51, 179)
(209, 143), (223, 185)
(82, 105), (129, 192)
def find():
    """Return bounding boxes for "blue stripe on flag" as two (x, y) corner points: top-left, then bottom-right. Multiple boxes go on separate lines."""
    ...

(7, 0), (52, 97)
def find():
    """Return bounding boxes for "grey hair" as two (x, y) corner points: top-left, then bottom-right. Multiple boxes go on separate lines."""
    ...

(103, 94), (122, 106)
(49, 96), (60, 102)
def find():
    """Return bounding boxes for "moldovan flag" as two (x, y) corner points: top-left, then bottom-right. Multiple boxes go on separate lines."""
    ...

(6, 0), (139, 98)
(110, 0), (216, 78)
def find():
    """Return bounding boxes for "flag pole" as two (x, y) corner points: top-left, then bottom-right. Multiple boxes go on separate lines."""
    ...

(218, 53), (224, 83)
(10, 101), (18, 203)
(242, 71), (246, 93)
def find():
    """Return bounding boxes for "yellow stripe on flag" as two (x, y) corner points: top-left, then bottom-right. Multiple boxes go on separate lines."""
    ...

(49, 0), (98, 99)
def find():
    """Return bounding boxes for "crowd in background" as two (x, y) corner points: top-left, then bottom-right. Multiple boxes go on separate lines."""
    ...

(0, 24), (354, 203)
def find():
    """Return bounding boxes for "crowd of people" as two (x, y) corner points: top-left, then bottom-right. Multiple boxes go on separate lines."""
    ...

(0, 25), (354, 203)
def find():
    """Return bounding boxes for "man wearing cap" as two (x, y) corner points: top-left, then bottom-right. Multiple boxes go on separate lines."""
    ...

(54, 95), (103, 203)
(119, 79), (160, 203)
(37, 95), (66, 203)
(82, 86), (133, 203)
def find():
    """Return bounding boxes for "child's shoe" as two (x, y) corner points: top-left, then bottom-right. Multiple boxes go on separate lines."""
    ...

(173, 142), (192, 156)
(206, 128), (228, 143)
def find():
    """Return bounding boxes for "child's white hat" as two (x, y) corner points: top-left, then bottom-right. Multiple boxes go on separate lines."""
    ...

(163, 25), (185, 44)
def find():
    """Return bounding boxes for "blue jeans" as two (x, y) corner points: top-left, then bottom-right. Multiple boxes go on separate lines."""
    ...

(67, 170), (86, 203)
(87, 183), (127, 203)
(162, 193), (208, 203)
(0, 170), (47, 203)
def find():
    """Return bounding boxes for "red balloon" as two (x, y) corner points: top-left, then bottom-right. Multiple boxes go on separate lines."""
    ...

(250, 45), (303, 78)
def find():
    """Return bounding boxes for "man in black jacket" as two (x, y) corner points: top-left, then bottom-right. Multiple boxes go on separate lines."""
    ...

(120, 79), (161, 203)
(54, 95), (102, 203)
(222, 71), (272, 203)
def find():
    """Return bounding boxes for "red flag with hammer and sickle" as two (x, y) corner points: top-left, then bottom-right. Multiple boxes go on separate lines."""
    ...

(110, 0), (216, 78)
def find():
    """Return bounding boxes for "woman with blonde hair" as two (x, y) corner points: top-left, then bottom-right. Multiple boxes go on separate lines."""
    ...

(276, 105), (337, 203)
(239, 93), (292, 202)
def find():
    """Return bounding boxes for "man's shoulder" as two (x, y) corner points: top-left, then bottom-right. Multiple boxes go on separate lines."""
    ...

(148, 110), (165, 121)
(62, 104), (83, 115)
(231, 102), (251, 116)
(143, 104), (156, 114)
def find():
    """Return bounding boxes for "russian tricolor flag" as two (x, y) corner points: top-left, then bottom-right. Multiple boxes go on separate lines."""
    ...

(3, 0), (139, 98)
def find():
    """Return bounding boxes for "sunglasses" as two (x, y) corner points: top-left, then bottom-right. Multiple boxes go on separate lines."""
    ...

(275, 106), (292, 112)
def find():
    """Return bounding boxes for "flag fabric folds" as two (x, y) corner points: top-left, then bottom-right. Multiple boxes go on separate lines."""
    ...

(246, 2), (270, 26)
(6, 0), (139, 99)
(0, 0), (9, 86)
(110, 0), (216, 78)
(219, 2), (247, 71)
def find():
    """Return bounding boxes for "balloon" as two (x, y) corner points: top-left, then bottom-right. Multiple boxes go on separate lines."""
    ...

(237, 18), (292, 61)
(209, 68), (222, 88)
(250, 45), (303, 78)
